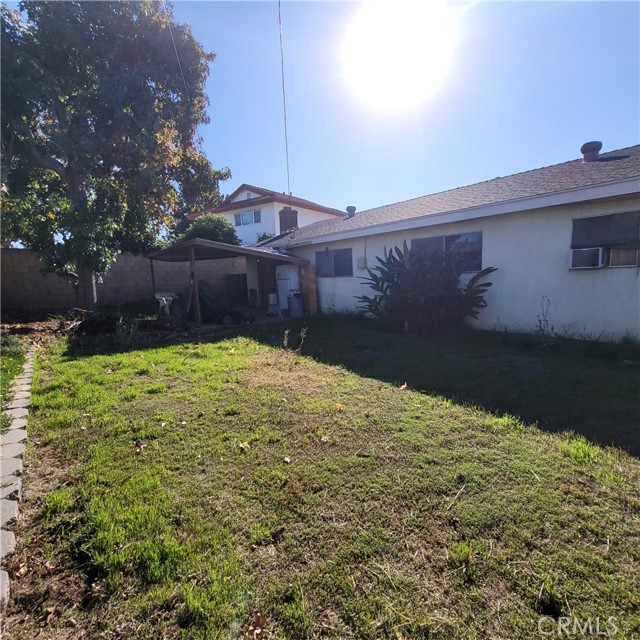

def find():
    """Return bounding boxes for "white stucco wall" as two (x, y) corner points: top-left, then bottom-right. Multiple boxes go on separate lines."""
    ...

(222, 201), (342, 246)
(296, 208), (343, 229)
(291, 198), (640, 340)
(231, 189), (263, 203)
(222, 203), (278, 245)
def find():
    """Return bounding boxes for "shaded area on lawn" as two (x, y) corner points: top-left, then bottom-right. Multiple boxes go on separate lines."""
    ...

(61, 314), (640, 456)
(278, 316), (640, 456)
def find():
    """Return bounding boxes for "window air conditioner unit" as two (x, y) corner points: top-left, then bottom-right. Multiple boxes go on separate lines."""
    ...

(570, 247), (604, 269)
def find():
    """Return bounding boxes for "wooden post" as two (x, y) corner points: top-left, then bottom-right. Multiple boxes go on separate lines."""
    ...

(150, 259), (156, 296)
(189, 246), (202, 327)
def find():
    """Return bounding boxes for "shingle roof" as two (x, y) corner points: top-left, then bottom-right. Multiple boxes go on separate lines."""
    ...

(270, 145), (640, 247)
(187, 183), (344, 220)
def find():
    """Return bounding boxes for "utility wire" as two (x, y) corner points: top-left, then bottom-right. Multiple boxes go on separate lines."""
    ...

(162, 0), (191, 103)
(278, 0), (291, 196)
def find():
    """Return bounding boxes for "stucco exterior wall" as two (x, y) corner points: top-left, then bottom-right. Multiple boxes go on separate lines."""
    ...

(291, 198), (640, 340)
(220, 198), (343, 246)
(296, 208), (343, 229)
(221, 203), (278, 245)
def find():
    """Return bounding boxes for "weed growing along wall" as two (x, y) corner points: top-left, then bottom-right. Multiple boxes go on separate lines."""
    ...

(1, 248), (246, 311)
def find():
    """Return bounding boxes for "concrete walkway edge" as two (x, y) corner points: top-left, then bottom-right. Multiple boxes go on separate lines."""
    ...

(1, 345), (35, 609)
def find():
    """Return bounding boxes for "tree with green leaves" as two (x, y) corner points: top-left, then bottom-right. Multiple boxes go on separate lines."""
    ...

(1, 1), (230, 307)
(177, 213), (240, 245)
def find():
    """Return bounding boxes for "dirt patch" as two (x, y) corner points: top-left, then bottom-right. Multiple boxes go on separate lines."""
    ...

(1, 445), (91, 640)
(244, 351), (329, 395)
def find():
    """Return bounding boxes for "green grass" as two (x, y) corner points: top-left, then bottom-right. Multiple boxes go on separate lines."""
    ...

(1, 332), (25, 433)
(7, 316), (640, 639)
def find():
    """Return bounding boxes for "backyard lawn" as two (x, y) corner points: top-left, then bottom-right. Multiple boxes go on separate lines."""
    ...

(3, 316), (639, 639)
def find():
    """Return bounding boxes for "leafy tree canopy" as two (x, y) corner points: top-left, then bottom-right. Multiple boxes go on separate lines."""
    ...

(1, 0), (230, 306)
(177, 213), (240, 245)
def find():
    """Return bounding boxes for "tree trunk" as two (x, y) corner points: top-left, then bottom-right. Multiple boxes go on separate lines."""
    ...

(77, 267), (97, 310)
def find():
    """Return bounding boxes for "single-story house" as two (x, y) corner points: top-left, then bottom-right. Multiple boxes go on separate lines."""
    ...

(186, 183), (344, 246)
(266, 142), (640, 340)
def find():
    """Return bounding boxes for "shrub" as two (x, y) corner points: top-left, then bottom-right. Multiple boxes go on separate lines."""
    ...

(177, 214), (240, 245)
(356, 241), (497, 335)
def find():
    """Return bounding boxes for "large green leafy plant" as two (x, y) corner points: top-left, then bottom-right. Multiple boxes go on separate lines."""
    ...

(357, 241), (497, 335)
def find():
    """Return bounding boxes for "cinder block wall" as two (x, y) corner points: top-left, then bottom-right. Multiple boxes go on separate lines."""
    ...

(1, 248), (78, 310)
(1, 248), (246, 311)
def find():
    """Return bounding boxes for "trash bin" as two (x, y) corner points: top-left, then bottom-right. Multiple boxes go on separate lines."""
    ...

(288, 291), (304, 318)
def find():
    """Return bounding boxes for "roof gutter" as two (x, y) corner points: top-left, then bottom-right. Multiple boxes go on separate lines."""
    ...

(285, 177), (640, 247)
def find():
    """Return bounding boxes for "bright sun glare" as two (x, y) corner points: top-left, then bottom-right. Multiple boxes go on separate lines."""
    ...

(342, 1), (459, 113)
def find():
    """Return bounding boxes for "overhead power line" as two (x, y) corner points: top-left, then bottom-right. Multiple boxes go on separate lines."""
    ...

(161, 0), (190, 103)
(278, 0), (291, 196)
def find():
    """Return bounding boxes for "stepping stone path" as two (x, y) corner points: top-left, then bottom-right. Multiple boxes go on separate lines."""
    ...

(1, 346), (35, 610)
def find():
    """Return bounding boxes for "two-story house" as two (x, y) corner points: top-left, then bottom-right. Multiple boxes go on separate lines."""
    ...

(186, 184), (344, 246)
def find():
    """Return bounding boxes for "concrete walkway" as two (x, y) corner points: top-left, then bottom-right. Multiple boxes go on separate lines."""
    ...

(1, 346), (35, 610)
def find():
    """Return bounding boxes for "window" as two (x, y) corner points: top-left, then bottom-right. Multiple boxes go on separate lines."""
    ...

(316, 248), (353, 277)
(234, 210), (261, 226)
(608, 247), (638, 267)
(571, 212), (640, 269)
(411, 231), (482, 272)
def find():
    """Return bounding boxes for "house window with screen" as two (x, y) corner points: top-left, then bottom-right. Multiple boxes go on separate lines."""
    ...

(411, 232), (483, 272)
(234, 210), (261, 226)
(316, 248), (353, 277)
(571, 212), (640, 268)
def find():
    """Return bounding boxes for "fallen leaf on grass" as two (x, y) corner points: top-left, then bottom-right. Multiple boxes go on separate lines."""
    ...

(400, 382), (408, 390)
(335, 402), (346, 411)
(239, 441), (251, 451)
(248, 611), (267, 639)
(271, 526), (285, 543)
(43, 606), (55, 626)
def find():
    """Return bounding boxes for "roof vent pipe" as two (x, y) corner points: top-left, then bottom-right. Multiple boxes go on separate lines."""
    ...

(581, 140), (602, 162)
(346, 206), (356, 219)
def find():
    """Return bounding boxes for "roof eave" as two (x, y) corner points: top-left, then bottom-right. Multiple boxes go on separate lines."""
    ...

(284, 177), (640, 247)
(147, 237), (309, 265)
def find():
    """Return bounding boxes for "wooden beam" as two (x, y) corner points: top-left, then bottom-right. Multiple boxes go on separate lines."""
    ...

(150, 259), (156, 296)
(189, 246), (202, 327)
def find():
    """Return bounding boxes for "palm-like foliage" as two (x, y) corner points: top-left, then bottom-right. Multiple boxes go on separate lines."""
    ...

(356, 241), (497, 335)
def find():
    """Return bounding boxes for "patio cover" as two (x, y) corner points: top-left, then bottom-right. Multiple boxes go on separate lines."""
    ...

(147, 238), (308, 326)
(147, 238), (308, 265)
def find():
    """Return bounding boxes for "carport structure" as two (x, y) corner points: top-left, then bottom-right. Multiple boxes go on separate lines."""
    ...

(147, 238), (310, 326)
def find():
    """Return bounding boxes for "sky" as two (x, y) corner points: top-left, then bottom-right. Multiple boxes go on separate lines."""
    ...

(170, 1), (640, 214)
